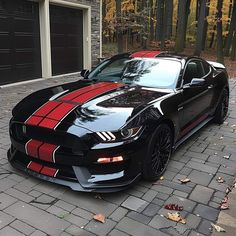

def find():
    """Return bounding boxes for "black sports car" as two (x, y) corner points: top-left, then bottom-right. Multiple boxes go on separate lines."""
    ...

(8, 51), (229, 192)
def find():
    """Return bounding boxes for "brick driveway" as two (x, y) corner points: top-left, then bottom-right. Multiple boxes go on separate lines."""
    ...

(0, 76), (235, 236)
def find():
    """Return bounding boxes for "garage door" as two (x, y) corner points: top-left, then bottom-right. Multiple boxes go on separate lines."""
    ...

(50, 5), (83, 75)
(0, 0), (41, 85)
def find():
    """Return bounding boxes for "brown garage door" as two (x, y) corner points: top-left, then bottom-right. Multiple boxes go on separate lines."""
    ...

(50, 5), (83, 75)
(0, 0), (41, 85)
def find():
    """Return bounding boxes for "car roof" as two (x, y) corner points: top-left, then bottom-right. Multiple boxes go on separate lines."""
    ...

(131, 50), (162, 58)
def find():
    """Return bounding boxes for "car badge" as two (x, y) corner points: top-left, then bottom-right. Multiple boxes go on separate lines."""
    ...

(22, 125), (27, 134)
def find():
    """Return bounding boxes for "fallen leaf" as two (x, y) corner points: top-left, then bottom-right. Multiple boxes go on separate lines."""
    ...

(164, 204), (183, 211)
(166, 212), (186, 224)
(221, 196), (228, 203)
(226, 187), (232, 194)
(94, 194), (102, 200)
(217, 177), (225, 183)
(223, 155), (230, 159)
(179, 178), (191, 184)
(160, 176), (164, 180)
(220, 202), (229, 210)
(93, 213), (106, 223)
(211, 223), (226, 232)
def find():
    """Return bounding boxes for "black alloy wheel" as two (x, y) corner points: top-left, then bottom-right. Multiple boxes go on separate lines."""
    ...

(214, 88), (229, 124)
(143, 124), (173, 181)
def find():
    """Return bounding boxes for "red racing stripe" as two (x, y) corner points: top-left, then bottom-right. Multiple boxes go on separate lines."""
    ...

(25, 116), (44, 126)
(34, 101), (61, 117)
(72, 83), (124, 103)
(25, 139), (43, 158)
(38, 118), (59, 129)
(144, 51), (161, 58)
(40, 166), (58, 177)
(46, 103), (76, 121)
(27, 161), (43, 173)
(38, 143), (59, 163)
(25, 101), (61, 126)
(60, 82), (109, 101)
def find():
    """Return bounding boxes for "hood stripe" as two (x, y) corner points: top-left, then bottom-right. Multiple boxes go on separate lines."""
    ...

(60, 82), (109, 101)
(25, 82), (124, 130)
(72, 83), (124, 103)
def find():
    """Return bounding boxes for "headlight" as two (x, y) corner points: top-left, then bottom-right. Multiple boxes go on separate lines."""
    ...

(120, 126), (143, 139)
(96, 126), (143, 142)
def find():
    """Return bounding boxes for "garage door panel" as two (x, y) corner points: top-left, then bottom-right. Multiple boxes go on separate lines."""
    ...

(15, 35), (35, 49)
(0, 34), (11, 49)
(14, 18), (35, 32)
(0, 51), (11, 65)
(50, 5), (83, 75)
(0, 0), (41, 85)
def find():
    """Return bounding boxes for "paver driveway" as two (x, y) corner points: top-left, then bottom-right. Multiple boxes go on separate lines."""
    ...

(0, 76), (236, 236)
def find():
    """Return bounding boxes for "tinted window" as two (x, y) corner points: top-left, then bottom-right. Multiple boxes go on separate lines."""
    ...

(121, 59), (181, 88)
(183, 60), (205, 84)
(88, 57), (128, 80)
(202, 61), (211, 75)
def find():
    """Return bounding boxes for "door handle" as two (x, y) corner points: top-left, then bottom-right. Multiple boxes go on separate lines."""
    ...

(208, 85), (213, 89)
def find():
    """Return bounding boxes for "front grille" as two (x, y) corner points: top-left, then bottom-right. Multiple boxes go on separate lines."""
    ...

(10, 148), (77, 181)
(11, 122), (88, 151)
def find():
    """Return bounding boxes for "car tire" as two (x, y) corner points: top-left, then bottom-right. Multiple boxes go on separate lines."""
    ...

(214, 88), (229, 124)
(142, 124), (173, 181)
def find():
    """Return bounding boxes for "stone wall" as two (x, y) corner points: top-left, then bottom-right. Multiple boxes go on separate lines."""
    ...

(65, 0), (101, 66)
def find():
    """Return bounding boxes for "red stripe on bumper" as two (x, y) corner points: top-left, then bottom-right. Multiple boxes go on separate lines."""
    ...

(40, 166), (58, 177)
(38, 143), (58, 163)
(46, 103), (76, 121)
(27, 161), (43, 173)
(72, 83), (124, 103)
(38, 118), (58, 129)
(25, 116), (44, 126)
(60, 82), (109, 101)
(25, 140), (43, 158)
(34, 101), (61, 117)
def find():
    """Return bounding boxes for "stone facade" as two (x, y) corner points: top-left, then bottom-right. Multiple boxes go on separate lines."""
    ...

(67, 0), (101, 66)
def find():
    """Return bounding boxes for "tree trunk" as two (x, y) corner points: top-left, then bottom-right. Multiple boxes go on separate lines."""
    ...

(183, 0), (191, 47)
(216, 0), (224, 64)
(195, 0), (207, 56)
(116, 0), (123, 53)
(225, 0), (236, 56)
(202, 0), (210, 50)
(166, 0), (173, 39)
(175, 0), (188, 52)
(156, 0), (164, 41)
(226, 0), (233, 32)
(150, 0), (155, 41)
(230, 31), (236, 60)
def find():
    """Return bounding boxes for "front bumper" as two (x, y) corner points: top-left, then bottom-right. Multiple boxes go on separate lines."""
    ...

(8, 135), (144, 192)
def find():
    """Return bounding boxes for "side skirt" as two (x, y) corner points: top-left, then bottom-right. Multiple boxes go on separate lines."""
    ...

(173, 116), (213, 150)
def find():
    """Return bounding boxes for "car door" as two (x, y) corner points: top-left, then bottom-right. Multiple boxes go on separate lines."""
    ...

(179, 59), (213, 133)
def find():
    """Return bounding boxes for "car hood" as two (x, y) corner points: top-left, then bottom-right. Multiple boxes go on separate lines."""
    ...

(12, 80), (171, 132)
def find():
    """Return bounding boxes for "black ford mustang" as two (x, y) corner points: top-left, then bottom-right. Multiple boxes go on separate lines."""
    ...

(8, 51), (229, 192)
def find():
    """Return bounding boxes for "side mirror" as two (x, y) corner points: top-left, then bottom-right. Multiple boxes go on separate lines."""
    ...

(190, 78), (206, 87)
(80, 69), (90, 78)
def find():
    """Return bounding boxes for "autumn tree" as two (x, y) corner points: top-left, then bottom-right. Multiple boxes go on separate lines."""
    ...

(225, 0), (236, 56)
(195, 0), (207, 56)
(175, 0), (191, 52)
(216, 0), (224, 63)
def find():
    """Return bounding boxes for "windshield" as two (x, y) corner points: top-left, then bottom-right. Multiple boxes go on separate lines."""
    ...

(88, 58), (181, 89)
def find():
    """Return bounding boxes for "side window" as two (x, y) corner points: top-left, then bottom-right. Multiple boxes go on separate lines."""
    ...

(97, 58), (128, 76)
(183, 60), (205, 85)
(202, 61), (211, 75)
